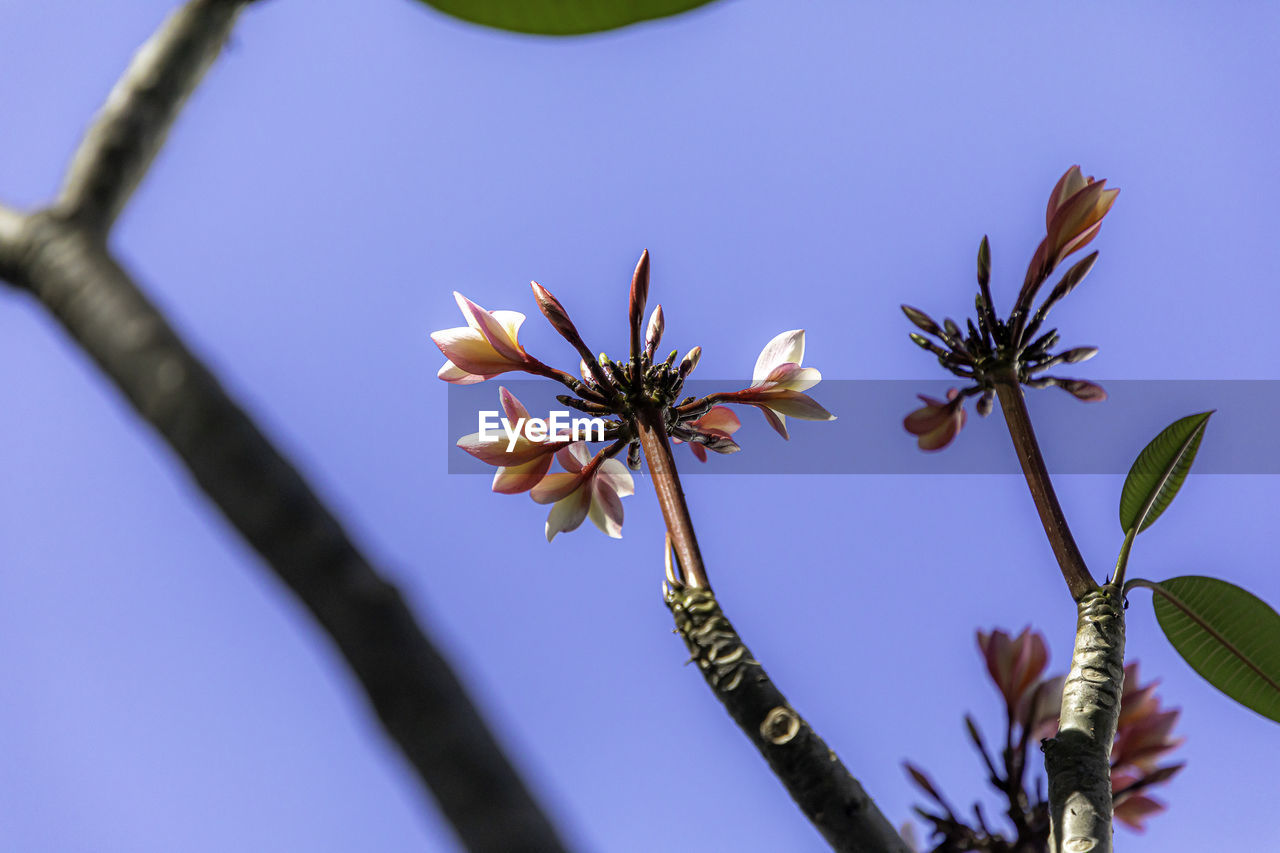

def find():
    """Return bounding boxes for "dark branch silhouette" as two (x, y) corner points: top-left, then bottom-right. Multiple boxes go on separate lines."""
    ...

(0, 3), (566, 850)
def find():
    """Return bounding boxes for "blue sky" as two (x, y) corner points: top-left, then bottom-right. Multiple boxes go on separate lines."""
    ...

(2, 1), (1278, 850)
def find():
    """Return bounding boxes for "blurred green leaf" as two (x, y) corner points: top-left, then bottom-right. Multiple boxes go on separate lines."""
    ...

(415, 0), (722, 35)
(1118, 411), (1212, 534)
(1143, 576), (1280, 723)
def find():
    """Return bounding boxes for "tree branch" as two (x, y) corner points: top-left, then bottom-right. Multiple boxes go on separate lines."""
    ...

(994, 379), (1095, 600)
(3, 209), (567, 853)
(1043, 587), (1125, 853)
(55, 0), (246, 233)
(0, 3), (568, 850)
(666, 586), (909, 853)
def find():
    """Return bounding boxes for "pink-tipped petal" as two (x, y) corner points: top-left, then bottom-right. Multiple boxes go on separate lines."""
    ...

(557, 442), (591, 474)
(1046, 166), (1089, 226)
(499, 386), (531, 423)
(437, 360), (486, 384)
(764, 363), (823, 392)
(588, 481), (626, 538)
(531, 472), (585, 504)
(432, 327), (521, 376)
(752, 330), (806, 382)
(757, 405), (789, 440)
(452, 292), (527, 363)
(696, 406), (741, 434)
(690, 443), (708, 463)
(757, 390), (836, 420)
(492, 455), (554, 494)
(596, 458), (635, 497)
(904, 404), (950, 436)
(917, 411), (963, 451)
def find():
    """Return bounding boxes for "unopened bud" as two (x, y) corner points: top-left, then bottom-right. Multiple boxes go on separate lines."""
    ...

(678, 346), (701, 379)
(530, 282), (580, 343)
(1058, 346), (1099, 364)
(901, 305), (941, 336)
(977, 235), (991, 288)
(645, 304), (665, 359)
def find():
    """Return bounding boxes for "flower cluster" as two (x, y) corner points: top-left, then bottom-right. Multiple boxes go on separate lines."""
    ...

(433, 251), (835, 540)
(902, 166), (1117, 450)
(904, 627), (1183, 850)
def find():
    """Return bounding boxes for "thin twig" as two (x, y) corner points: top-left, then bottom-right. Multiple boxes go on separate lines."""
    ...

(635, 406), (710, 589)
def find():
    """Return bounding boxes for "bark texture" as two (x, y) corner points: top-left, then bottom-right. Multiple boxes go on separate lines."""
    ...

(666, 586), (909, 853)
(1043, 587), (1125, 853)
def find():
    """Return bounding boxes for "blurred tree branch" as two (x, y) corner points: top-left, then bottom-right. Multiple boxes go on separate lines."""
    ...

(0, 2), (566, 850)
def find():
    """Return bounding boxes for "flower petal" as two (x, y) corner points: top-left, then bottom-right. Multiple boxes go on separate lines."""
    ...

(917, 409), (964, 450)
(545, 487), (591, 541)
(904, 403), (950, 436)
(755, 390), (836, 420)
(437, 360), (486, 385)
(587, 481), (626, 538)
(753, 330), (806, 383)
(695, 406), (741, 435)
(453, 292), (527, 363)
(763, 363), (823, 392)
(1046, 165), (1090, 227)
(531, 472), (585, 504)
(499, 386), (530, 423)
(756, 404), (789, 440)
(557, 442), (591, 474)
(596, 458), (635, 497)
(432, 327), (522, 376)
(492, 455), (554, 494)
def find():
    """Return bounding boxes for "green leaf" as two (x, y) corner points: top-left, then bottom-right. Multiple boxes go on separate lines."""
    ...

(1144, 576), (1280, 723)
(415, 0), (722, 35)
(1118, 411), (1213, 534)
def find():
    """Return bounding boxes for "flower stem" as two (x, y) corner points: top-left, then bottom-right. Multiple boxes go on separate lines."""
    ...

(635, 406), (710, 589)
(994, 377), (1095, 600)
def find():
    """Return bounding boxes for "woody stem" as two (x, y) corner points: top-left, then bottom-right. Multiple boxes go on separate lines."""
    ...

(994, 374), (1095, 600)
(635, 406), (710, 590)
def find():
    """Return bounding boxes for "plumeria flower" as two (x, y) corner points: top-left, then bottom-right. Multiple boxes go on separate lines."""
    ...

(904, 388), (967, 451)
(432, 291), (534, 384)
(976, 627), (1049, 713)
(437, 252), (835, 544)
(1109, 662), (1185, 831)
(1026, 165), (1121, 289)
(455, 387), (568, 494)
(901, 166), (1115, 451)
(907, 627), (1183, 848)
(731, 330), (836, 439)
(531, 442), (634, 541)
(673, 406), (741, 462)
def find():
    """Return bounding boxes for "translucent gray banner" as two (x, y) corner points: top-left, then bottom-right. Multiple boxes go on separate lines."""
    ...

(445, 380), (1276, 474)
